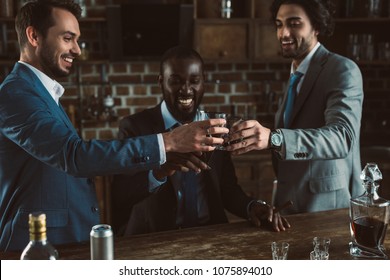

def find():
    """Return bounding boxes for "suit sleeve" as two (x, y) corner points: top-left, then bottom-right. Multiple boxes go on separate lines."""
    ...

(0, 82), (162, 177)
(281, 57), (363, 160)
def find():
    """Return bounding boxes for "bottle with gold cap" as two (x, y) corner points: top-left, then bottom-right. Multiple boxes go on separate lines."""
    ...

(20, 212), (59, 260)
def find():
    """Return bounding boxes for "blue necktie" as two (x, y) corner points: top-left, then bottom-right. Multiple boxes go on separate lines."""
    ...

(180, 170), (199, 227)
(284, 71), (303, 128)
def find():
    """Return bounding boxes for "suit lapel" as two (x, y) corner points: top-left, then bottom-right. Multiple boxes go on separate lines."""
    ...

(276, 45), (329, 128)
(149, 103), (166, 133)
(290, 46), (329, 126)
(58, 103), (78, 134)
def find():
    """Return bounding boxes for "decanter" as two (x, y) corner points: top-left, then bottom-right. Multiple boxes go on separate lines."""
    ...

(349, 163), (389, 259)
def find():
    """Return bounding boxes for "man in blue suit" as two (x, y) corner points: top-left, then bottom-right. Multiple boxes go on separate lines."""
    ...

(0, 0), (227, 252)
(227, 0), (364, 214)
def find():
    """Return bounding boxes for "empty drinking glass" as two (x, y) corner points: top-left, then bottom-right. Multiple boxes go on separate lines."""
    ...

(271, 241), (289, 260)
(310, 250), (329, 260)
(205, 112), (228, 150)
(313, 237), (330, 258)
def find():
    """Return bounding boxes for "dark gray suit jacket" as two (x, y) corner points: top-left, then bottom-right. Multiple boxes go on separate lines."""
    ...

(111, 104), (254, 235)
(273, 45), (364, 214)
(0, 63), (162, 251)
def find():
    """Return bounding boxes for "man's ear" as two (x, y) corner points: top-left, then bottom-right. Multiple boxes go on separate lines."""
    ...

(158, 74), (163, 87)
(26, 26), (39, 47)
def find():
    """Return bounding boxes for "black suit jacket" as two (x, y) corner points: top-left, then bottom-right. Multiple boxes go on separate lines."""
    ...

(111, 104), (254, 235)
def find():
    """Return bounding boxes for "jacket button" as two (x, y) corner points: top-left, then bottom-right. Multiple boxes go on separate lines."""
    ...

(143, 156), (150, 161)
(91, 207), (99, 213)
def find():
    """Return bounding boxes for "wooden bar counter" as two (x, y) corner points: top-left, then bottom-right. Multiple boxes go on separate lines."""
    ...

(1, 208), (389, 260)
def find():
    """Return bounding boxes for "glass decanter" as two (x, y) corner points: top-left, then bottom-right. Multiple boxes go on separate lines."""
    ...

(349, 163), (389, 259)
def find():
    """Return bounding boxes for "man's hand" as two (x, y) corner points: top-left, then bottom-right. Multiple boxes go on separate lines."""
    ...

(225, 120), (271, 155)
(153, 152), (210, 180)
(162, 119), (228, 153)
(249, 201), (291, 232)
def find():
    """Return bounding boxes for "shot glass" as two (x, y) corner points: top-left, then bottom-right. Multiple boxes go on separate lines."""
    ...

(226, 114), (243, 129)
(224, 114), (242, 144)
(271, 241), (289, 260)
(312, 237), (330, 258)
(205, 112), (228, 150)
(310, 250), (329, 260)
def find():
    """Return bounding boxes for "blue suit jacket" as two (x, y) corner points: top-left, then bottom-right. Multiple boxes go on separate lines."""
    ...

(0, 63), (162, 251)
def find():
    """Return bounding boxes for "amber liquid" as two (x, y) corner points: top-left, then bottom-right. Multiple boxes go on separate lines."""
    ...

(352, 217), (388, 248)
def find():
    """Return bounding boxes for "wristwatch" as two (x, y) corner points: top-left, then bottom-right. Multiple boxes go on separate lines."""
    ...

(269, 129), (283, 151)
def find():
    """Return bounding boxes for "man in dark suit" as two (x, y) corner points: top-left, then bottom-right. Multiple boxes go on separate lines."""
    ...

(111, 46), (290, 235)
(0, 0), (227, 252)
(227, 0), (364, 214)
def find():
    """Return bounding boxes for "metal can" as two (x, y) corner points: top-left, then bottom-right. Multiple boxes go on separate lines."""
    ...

(90, 224), (114, 260)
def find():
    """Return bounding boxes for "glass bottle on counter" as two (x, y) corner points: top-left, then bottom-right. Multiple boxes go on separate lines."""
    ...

(20, 212), (59, 260)
(349, 163), (389, 259)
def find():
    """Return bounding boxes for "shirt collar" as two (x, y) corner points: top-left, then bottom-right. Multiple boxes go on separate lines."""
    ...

(290, 42), (321, 75)
(18, 61), (64, 105)
(161, 100), (205, 130)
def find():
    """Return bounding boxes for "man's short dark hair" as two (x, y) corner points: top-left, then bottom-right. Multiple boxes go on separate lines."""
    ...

(160, 45), (205, 75)
(270, 0), (335, 37)
(15, 0), (82, 49)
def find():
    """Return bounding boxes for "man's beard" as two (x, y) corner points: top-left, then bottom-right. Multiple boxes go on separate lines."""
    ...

(281, 38), (313, 60)
(172, 104), (197, 124)
(39, 43), (71, 78)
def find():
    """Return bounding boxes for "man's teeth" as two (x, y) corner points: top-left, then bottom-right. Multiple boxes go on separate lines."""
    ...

(64, 57), (73, 63)
(178, 98), (193, 105)
(282, 40), (294, 45)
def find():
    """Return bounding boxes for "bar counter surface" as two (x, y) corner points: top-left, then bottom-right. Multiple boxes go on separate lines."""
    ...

(1, 208), (389, 260)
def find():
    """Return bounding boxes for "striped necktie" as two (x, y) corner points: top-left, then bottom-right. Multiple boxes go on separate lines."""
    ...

(283, 71), (303, 128)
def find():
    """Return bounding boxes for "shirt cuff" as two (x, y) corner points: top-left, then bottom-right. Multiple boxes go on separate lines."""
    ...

(148, 170), (167, 193)
(157, 133), (166, 165)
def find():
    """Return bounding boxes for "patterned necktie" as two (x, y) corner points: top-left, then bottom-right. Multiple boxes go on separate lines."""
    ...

(283, 71), (303, 128)
(180, 170), (199, 227)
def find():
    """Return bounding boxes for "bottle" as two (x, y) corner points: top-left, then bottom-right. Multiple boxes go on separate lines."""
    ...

(221, 0), (233, 19)
(349, 163), (390, 259)
(79, 41), (90, 60)
(20, 212), (59, 260)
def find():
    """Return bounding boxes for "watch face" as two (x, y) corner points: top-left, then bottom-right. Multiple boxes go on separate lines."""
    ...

(271, 133), (282, 146)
